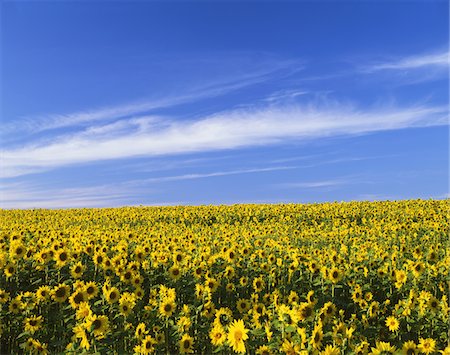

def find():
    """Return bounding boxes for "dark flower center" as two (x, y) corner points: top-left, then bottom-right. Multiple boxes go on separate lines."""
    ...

(55, 288), (66, 297)
(93, 319), (102, 330)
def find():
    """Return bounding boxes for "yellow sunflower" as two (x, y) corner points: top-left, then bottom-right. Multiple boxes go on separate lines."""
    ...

(84, 281), (99, 299)
(159, 298), (176, 318)
(54, 249), (70, 268)
(370, 341), (397, 354)
(70, 262), (84, 279)
(227, 319), (248, 354)
(105, 287), (120, 304)
(401, 340), (417, 355)
(69, 289), (88, 309)
(24, 315), (43, 334)
(86, 314), (110, 338)
(385, 315), (399, 332)
(52, 284), (70, 303)
(209, 324), (227, 346)
(417, 338), (436, 355)
(179, 334), (194, 354)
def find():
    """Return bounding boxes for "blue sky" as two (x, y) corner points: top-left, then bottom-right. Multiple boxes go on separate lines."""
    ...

(0, 1), (448, 208)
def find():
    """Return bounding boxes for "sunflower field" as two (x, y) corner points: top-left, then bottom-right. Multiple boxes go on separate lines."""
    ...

(0, 199), (449, 354)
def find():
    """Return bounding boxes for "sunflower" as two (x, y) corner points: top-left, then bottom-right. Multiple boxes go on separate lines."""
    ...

(308, 260), (320, 274)
(226, 283), (235, 293)
(52, 284), (70, 303)
(351, 287), (363, 303)
(202, 301), (215, 319)
(84, 281), (99, 299)
(288, 291), (299, 305)
(395, 270), (407, 289)
(411, 261), (424, 278)
(239, 276), (248, 287)
(177, 316), (192, 333)
(132, 274), (144, 287)
(22, 338), (35, 352)
(402, 340), (417, 355)
(168, 265), (182, 281)
(121, 269), (134, 284)
(227, 319), (248, 354)
(297, 302), (315, 322)
(105, 287), (120, 304)
(140, 335), (156, 354)
(427, 296), (440, 313)
(417, 338), (436, 355)
(31, 339), (48, 355)
(173, 251), (184, 264)
(119, 299), (135, 317)
(253, 303), (266, 317)
(214, 307), (233, 328)
(36, 249), (50, 264)
(76, 302), (92, 320)
(370, 341), (397, 354)
(321, 302), (336, 321)
(311, 323), (324, 350)
(93, 252), (105, 266)
(209, 325), (227, 346)
(134, 323), (148, 341)
(70, 262), (84, 279)
(253, 276), (265, 293)
(24, 315), (43, 334)
(179, 334), (194, 354)
(281, 339), (301, 354)
(10, 241), (26, 260)
(9, 297), (23, 314)
(134, 286), (145, 299)
(193, 265), (204, 279)
(328, 267), (343, 284)
(224, 249), (236, 263)
(86, 314), (110, 338)
(306, 290), (315, 304)
(256, 345), (273, 355)
(385, 315), (399, 332)
(236, 298), (251, 314)
(73, 324), (90, 350)
(155, 331), (165, 345)
(427, 249), (438, 263)
(354, 341), (369, 355)
(321, 345), (341, 355)
(69, 289), (88, 309)
(4, 263), (15, 278)
(205, 277), (219, 293)
(0, 289), (10, 304)
(440, 345), (450, 355)
(54, 249), (70, 268)
(159, 298), (176, 318)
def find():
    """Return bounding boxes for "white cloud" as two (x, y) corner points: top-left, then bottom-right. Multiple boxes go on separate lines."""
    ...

(364, 50), (449, 72)
(1, 102), (447, 178)
(0, 165), (295, 208)
(3, 60), (299, 136)
(137, 166), (296, 183)
(280, 180), (346, 189)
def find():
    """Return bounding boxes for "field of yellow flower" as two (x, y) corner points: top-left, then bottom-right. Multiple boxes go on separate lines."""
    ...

(0, 199), (449, 354)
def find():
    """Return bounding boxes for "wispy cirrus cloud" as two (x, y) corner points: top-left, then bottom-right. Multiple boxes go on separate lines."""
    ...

(1, 102), (447, 178)
(363, 50), (449, 72)
(279, 179), (347, 189)
(138, 166), (296, 183)
(0, 181), (140, 209)
(0, 165), (295, 208)
(3, 59), (302, 137)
